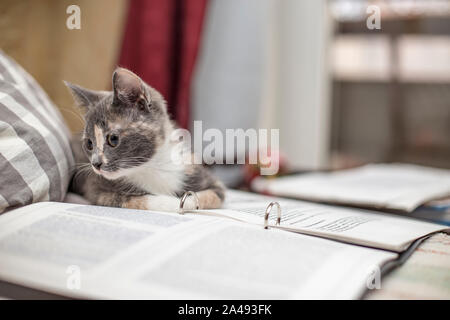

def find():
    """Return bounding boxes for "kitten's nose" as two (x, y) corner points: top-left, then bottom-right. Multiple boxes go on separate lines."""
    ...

(92, 161), (103, 170)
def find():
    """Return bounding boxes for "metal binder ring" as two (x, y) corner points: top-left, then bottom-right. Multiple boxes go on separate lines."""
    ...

(264, 201), (281, 229)
(179, 191), (200, 214)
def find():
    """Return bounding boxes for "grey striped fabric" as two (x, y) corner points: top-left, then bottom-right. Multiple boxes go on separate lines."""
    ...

(0, 51), (74, 213)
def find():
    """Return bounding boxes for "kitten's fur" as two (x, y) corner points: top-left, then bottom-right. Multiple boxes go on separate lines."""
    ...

(66, 68), (224, 212)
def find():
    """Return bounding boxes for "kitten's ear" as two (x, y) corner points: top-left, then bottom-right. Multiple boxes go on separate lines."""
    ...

(112, 68), (149, 108)
(64, 81), (107, 109)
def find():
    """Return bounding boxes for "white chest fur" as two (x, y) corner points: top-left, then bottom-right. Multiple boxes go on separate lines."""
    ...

(125, 141), (185, 196)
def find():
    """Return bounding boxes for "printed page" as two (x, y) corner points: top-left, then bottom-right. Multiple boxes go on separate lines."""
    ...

(251, 163), (450, 212)
(0, 201), (213, 298)
(98, 222), (397, 299)
(201, 190), (449, 252)
(0, 202), (396, 299)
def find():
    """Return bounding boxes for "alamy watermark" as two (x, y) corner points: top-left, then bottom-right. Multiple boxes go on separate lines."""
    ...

(170, 121), (280, 176)
(66, 265), (81, 290)
(66, 5), (81, 30)
(366, 5), (381, 30)
(366, 265), (381, 290)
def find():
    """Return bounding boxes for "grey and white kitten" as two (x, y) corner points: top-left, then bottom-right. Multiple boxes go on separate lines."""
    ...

(66, 68), (224, 212)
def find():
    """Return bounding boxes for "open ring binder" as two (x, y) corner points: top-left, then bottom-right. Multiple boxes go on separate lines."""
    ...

(179, 191), (200, 214)
(264, 201), (281, 229)
(178, 191), (282, 229)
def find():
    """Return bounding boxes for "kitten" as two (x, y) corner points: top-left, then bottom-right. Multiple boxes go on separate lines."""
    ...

(66, 68), (225, 212)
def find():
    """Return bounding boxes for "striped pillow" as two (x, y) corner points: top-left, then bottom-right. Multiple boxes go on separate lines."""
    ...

(0, 51), (74, 213)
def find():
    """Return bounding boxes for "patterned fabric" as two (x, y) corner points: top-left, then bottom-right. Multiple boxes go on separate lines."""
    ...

(365, 233), (450, 299)
(119, 0), (208, 129)
(0, 51), (74, 213)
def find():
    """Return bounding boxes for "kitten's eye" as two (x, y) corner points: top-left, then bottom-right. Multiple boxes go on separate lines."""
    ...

(107, 134), (119, 147)
(85, 139), (93, 151)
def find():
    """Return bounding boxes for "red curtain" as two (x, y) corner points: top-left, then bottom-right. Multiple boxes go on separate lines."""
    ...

(119, 0), (208, 129)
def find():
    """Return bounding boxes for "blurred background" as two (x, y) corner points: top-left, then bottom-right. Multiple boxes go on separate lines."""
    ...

(1, 0), (449, 187)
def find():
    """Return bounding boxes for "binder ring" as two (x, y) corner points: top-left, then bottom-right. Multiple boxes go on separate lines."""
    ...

(179, 191), (200, 214)
(264, 201), (281, 229)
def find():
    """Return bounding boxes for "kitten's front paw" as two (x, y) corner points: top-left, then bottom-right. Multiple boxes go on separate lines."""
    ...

(132, 193), (201, 213)
(142, 195), (179, 212)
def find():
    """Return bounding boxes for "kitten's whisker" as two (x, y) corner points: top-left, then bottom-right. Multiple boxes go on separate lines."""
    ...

(59, 108), (86, 125)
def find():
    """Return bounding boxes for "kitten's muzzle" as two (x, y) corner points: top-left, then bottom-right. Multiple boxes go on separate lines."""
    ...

(91, 152), (103, 170)
(92, 161), (103, 170)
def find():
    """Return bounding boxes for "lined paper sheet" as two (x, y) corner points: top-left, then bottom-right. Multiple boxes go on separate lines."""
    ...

(200, 190), (449, 252)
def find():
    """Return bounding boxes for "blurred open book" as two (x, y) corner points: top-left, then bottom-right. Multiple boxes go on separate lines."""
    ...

(251, 163), (450, 213)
